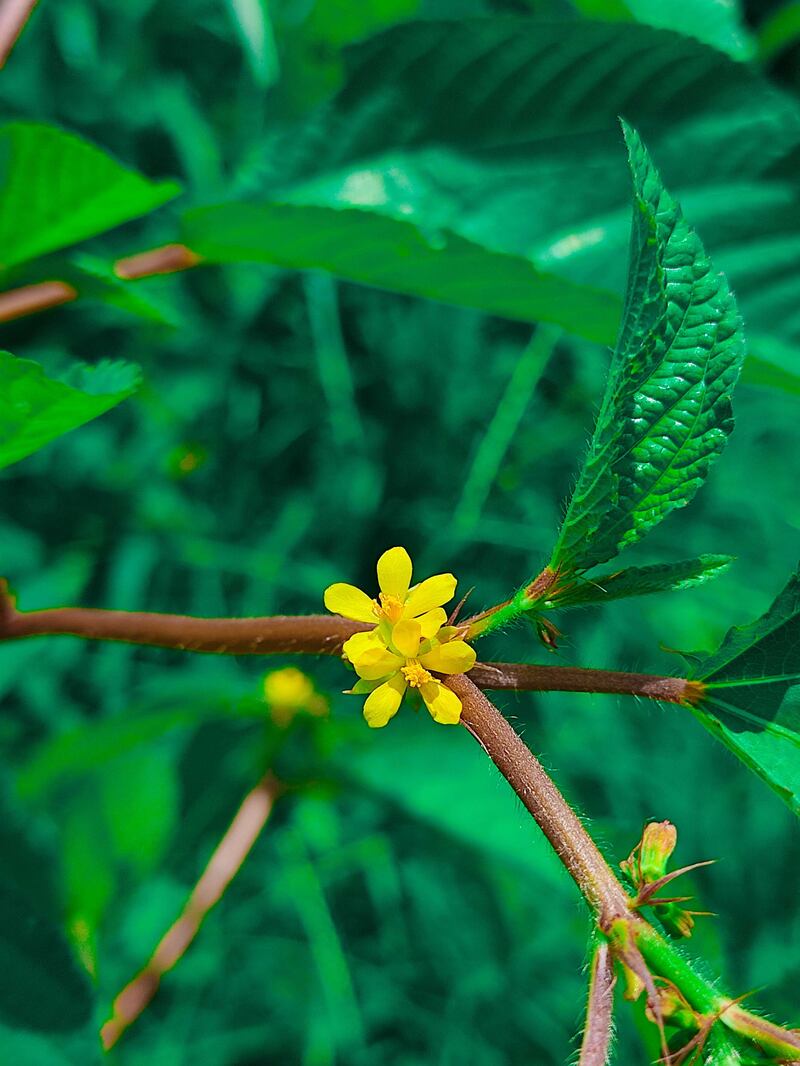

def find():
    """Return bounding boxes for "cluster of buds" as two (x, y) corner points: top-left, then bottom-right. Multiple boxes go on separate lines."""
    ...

(621, 820), (714, 939)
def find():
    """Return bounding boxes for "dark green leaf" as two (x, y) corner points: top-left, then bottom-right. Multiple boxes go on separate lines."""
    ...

(182, 202), (620, 343)
(0, 122), (180, 269)
(688, 565), (800, 816)
(0, 880), (93, 1033)
(550, 123), (745, 573)
(549, 554), (733, 609)
(0, 351), (140, 470)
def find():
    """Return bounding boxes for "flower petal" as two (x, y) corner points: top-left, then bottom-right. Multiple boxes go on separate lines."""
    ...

(377, 546), (413, 600)
(420, 640), (476, 675)
(391, 619), (421, 659)
(363, 674), (407, 728)
(354, 648), (404, 681)
(417, 608), (448, 640)
(420, 680), (462, 725)
(324, 583), (376, 623)
(342, 630), (381, 664)
(403, 573), (457, 618)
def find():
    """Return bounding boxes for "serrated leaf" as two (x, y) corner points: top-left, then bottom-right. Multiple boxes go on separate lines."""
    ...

(550, 124), (745, 574)
(549, 554), (733, 609)
(181, 202), (620, 343)
(253, 18), (800, 379)
(688, 565), (800, 817)
(0, 123), (180, 269)
(0, 352), (140, 471)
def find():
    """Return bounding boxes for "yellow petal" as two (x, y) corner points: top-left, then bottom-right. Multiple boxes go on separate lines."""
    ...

(354, 647), (404, 681)
(342, 629), (381, 664)
(363, 674), (407, 728)
(391, 619), (421, 659)
(417, 608), (448, 640)
(403, 573), (457, 618)
(419, 640), (477, 675)
(324, 583), (376, 623)
(377, 546), (413, 600)
(420, 680), (462, 725)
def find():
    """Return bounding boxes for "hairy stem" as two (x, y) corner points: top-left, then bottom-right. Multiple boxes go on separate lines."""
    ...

(579, 940), (616, 1066)
(0, 585), (698, 703)
(449, 676), (800, 1061)
(469, 662), (694, 704)
(448, 674), (631, 921)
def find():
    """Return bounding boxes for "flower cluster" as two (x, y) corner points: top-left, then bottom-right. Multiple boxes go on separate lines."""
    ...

(324, 547), (476, 728)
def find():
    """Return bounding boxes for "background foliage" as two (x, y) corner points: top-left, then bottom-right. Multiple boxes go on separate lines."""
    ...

(2, 1), (800, 1062)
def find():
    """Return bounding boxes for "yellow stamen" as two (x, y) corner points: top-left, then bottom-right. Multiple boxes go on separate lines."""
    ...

(376, 592), (405, 623)
(401, 660), (433, 688)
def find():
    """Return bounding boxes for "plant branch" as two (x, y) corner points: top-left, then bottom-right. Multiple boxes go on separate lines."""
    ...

(468, 662), (694, 704)
(0, 583), (699, 703)
(449, 676), (800, 1061)
(0, 0), (38, 67)
(0, 243), (200, 322)
(100, 772), (281, 1049)
(448, 674), (631, 921)
(579, 940), (616, 1066)
(0, 279), (77, 321)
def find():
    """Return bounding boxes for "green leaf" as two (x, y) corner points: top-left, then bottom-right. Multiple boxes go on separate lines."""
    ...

(0, 123), (180, 270)
(624, 0), (755, 59)
(548, 554), (733, 609)
(181, 202), (620, 343)
(0, 879), (94, 1033)
(335, 711), (575, 892)
(550, 123), (745, 574)
(257, 17), (800, 377)
(0, 351), (140, 471)
(688, 565), (800, 816)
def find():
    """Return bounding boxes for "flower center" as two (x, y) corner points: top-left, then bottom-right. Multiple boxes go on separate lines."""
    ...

(375, 592), (404, 623)
(401, 660), (433, 688)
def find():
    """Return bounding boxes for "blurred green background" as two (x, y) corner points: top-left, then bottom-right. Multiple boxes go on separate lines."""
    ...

(1, 0), (800, 1062)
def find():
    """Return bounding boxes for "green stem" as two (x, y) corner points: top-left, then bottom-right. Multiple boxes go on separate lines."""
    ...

(453, 325), (560, 533)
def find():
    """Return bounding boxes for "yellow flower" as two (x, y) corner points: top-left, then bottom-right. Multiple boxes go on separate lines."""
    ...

(324, 546), (457, 626)
(324, 548), (476, 728)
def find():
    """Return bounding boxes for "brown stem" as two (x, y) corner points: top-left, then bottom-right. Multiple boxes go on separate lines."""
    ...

(101, 772), (281, 1049)
(0, 587), (366, 655)
(449, 675), (631, 922)
(0, 243), (200, 322)
(469, 662), (695, 704)
(0, 0), (38, 66)
(0, 586), (698, 702)
(0, 279), (77, 321)
(579, 941), (616, 1066)
(114, 243), (201, 279)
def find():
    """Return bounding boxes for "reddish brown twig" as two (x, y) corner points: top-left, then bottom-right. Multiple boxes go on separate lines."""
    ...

(0, 583), (701, 703)
(0, 279), (77, 321)
(0, 0), (38, 67)
(114, 243), (201, 279)
(100, 773), (281, 1050)
(0, 243), (200, 322)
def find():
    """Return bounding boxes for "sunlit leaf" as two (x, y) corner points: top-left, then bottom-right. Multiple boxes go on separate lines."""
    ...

(182, 202), (620, 343)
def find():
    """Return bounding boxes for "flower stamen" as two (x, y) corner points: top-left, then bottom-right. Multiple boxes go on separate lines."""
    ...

(376, 592), (405, 622)
(401, 660), (433, 688)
